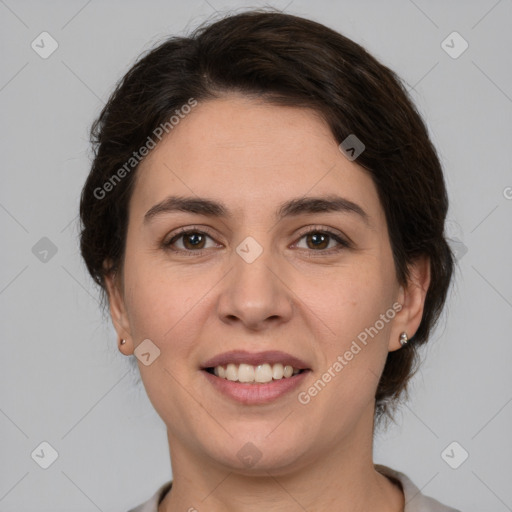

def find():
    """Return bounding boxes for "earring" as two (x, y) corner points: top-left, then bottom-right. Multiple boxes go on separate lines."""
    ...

(120, 339), (126, 345)
(399, 332), (408, 347)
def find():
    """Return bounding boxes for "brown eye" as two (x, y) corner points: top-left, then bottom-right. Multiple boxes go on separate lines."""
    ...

(305, 232), (330, 250)
(181, 232), (207, 250)
(164, 229), (218, 253)
(295, 229), (350, 252)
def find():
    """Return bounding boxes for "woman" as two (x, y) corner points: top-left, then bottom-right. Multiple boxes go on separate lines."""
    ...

(80, 9), (461, 512)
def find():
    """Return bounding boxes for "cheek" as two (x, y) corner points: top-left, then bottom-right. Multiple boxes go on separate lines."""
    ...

(125, 270), (186, 335)
(297, 259), (395, 345)
(120, 259), (208, 414)
(295, 262), (397, 421)
(122, 252), (221, 362)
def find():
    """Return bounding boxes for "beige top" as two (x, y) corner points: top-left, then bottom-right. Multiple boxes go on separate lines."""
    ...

(127, 464), (462, 512)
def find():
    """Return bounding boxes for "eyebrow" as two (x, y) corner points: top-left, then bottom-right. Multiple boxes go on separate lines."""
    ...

(144, 194), (371, 227)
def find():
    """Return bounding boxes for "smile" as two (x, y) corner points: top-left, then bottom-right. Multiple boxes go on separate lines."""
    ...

(207, 363), (303, 383)
(201, 350), (311, 404)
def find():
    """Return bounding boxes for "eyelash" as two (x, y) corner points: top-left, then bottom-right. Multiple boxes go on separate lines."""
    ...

(162, 225), (351, 257)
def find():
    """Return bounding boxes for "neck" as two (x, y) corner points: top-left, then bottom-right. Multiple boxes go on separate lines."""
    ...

(159, 405), (404, 512)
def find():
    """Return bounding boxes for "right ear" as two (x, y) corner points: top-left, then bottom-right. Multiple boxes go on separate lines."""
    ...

(103, 262), (132, 352)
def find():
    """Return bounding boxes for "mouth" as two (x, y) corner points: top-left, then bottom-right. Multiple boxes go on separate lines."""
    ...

(201, 350), (311, 404)
(204, 363), (305, 383)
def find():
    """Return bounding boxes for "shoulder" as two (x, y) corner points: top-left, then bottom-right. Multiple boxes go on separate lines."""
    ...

(128, 468), (463, 512)
(375, 464), (462, 512)
(127, 481), (173, 512)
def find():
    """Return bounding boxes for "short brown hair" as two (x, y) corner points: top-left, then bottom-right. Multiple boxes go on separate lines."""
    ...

(80, 9), (455, 428)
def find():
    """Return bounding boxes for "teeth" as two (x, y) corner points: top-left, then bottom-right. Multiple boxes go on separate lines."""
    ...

(238, 363), (255, 383)
(225, 363), (238, 381)
(272, 363), (284, 380)
(210, 362), (302, 383)
(255, 363), (273, 383)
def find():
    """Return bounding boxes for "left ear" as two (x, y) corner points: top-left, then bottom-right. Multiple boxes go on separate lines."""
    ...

(389, 255), (431, 352)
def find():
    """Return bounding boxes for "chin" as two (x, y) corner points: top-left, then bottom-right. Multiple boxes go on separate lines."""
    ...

(202, 432), (311, 476)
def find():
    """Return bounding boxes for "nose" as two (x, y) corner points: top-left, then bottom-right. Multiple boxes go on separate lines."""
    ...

(216, 243), (294, 332)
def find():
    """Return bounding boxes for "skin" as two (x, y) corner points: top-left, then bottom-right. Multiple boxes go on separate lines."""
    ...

(105, 94), (430, 512)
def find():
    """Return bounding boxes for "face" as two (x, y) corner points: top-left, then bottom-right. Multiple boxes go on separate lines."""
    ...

(106, 94), (428, 475)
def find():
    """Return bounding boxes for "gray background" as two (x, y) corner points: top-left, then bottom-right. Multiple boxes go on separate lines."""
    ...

(1, 0), (511, 511)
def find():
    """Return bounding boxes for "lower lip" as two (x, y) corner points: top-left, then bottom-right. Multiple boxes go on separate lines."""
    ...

(202, 369), (310, 405)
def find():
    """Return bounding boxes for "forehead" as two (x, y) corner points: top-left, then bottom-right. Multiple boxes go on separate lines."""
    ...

(132, 95), (383, 225)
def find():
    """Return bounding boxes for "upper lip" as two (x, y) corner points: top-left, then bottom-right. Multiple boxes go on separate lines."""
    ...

(201, 350), (310, 370)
